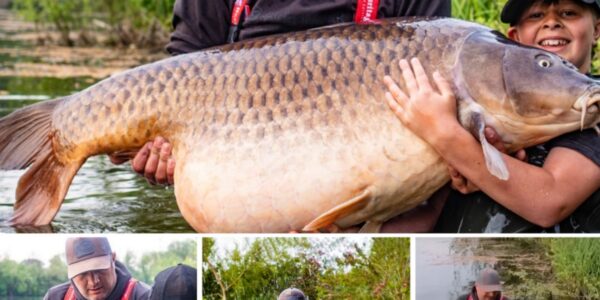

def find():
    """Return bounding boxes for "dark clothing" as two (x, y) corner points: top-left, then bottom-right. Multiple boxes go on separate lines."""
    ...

(149, 264), (197, 300)
(166, 0), (451, 54)
(436, 127), (600, 233)
(458, 286), (509, 300)
(43, 261), (150, 300)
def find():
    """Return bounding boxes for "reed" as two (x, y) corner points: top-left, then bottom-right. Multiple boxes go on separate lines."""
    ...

(548, 238), (600, 297)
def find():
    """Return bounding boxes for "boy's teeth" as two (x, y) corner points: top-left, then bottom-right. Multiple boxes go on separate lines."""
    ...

(540, 39), (568, 46)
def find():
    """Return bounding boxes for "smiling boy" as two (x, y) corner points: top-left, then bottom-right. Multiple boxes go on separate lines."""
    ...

(385, 0), (600, 232)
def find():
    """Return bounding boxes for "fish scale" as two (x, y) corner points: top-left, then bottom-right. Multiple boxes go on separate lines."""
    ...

(0, 18), (598, 232)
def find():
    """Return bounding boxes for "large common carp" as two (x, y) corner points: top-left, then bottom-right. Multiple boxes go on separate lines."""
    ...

(0, 18), (599, 232)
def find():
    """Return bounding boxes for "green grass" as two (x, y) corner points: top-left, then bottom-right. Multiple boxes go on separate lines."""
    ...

(452, 0), (509, 32)
(547, 239), (600, 297)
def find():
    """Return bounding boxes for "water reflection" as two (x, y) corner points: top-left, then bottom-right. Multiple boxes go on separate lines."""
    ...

(416, 238), (568, 299)
(0, 155), (192, 233)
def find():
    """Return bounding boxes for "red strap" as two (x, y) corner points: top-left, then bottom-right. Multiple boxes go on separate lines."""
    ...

(231, 0), (249, 25)
(64, 279), (137, 300)
(64, 285), (75, 300)
(354, 0), (380, 24)
(120, 279), (138, 300)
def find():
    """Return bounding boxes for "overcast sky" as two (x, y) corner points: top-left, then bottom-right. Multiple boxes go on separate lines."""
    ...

(212, 236), (373, 260)
(0, 234), (197, 265)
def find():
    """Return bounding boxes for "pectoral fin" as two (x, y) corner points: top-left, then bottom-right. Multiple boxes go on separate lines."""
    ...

(303, 188), (372, 232)
(359, 221), (383, 233)
(472, 113), (509, 180)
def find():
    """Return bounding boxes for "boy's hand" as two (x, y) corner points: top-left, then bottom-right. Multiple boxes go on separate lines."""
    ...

(384, 58), (459, 147)
(383, 58), (527, 194)
(448, 126), (527, 194)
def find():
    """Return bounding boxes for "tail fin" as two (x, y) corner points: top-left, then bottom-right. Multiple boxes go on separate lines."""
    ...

(0, 98), (84, 226)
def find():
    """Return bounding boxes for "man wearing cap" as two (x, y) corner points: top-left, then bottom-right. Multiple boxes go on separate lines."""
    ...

(278, 288), (306, 300)
(458, 268), (508, 300)
(43, 237), (150, 300)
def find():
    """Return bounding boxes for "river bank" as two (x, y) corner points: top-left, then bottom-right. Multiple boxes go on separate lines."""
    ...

(0, 8), (189, 233)
(0, 8), (167, 79)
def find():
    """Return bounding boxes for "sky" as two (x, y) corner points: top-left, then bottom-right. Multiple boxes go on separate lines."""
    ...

(0, 234), (197, 265)
(212, 236), (373, 261)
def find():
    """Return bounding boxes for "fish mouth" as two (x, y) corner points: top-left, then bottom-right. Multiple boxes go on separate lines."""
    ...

(574, 87), (600, 133)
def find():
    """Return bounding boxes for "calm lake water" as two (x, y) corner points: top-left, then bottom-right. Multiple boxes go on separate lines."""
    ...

(0, 48), (193, 233)
(416, 238), (576, 300)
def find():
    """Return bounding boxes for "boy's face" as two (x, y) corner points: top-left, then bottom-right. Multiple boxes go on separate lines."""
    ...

(507, 0), (600, 73)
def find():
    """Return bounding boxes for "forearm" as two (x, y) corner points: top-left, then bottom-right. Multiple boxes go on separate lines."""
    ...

(383, 58), (600, 227)
(431, 123), (596, 227)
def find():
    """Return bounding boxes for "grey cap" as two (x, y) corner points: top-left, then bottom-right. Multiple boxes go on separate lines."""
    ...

(65, 237), (113, 279)
(278, 288), (305, 300)
(476, 268), (503, 292)
(501, 0), (600, 24)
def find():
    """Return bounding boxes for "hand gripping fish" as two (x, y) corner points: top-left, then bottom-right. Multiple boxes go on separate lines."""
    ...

(1, 18), (599, 232)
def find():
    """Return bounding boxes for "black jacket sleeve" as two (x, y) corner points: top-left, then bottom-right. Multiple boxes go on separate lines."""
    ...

(382, 0), (451, 17)
(166, 0), (233, 55)
(166, 0), (451, 55)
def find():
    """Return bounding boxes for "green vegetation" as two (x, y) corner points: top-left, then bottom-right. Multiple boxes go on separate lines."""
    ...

(11, 0), (176, 48)
(125, 239), (197, 285)
(0, 239), (196, 298)
(473, 238), (600, 299)
(547, 239), (600, 298)
(452, 0), (509, 32)
(203, 237), (410, 299)
(0, 255), (66, 298)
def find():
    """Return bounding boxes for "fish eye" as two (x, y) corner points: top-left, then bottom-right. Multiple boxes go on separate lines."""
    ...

(539, 59), (551, 68)
(535, 55), (553, 68)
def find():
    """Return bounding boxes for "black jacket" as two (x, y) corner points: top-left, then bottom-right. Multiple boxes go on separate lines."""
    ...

(43, 261), (150, 300)
(166, 0), (451, 54)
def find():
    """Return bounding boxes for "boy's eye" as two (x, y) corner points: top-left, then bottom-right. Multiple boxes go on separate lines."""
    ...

(561, 10), (578, 17)
(527, 12), (544, 19)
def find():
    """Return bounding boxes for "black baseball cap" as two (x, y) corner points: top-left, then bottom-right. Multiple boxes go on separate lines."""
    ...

(150, 264), (197, 300)
(501, 0), (600, 25)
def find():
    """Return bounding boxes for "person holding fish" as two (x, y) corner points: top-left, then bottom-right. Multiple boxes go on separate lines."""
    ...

(384, 0), (600, 232)
(120, 0), (450, 187)
(117, 0), (452, 232)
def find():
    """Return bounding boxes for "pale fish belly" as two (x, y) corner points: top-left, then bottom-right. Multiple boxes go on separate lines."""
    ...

(174, 113), (449, 233)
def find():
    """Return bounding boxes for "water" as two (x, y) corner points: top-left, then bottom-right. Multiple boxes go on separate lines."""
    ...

(416, 238), (574, 299)
(0, 56), (193, 233)
(0, 94), (192, 232)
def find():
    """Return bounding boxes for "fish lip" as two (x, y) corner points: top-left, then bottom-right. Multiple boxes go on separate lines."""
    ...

(574, 86), (600, 130)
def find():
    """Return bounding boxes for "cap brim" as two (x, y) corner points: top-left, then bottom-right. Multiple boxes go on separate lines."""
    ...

(68, 255), (112, 279)
(479, 284), (503, 292)
(501, 0), (534, 24)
